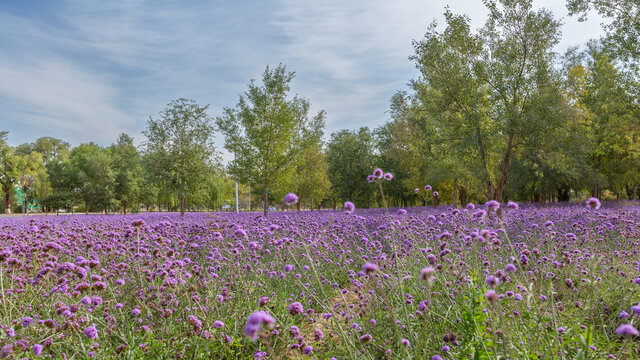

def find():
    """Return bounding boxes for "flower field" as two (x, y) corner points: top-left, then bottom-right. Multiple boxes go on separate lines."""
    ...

(1, 204), (639, 359)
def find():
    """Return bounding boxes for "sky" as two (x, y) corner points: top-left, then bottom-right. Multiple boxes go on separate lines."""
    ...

(0, 0), (604, 160)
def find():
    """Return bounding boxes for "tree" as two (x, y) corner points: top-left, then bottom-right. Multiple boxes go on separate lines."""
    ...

(411, 0), (562, 201)
(109, 133), (142, 214)
(216, 64), (325, 215)
(144, 98), (216, 216)
(567, 0), (640, 64)
(291, 141), (330, 210)
(68, 143), (116, 214)
(0, 133), (48, 213)
(326, 128), (375, 207)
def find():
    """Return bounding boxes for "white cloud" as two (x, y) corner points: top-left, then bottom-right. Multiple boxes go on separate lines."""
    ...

(0, 56), (131, 142)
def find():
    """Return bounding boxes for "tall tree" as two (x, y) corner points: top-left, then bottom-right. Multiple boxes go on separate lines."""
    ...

(292, 141), (330, 210)
(216, 64), (325, 215)
(0, 133), (48, 213)
(68, 143), (116, 214)
(567, 0), (640, 64)
(144, 98), (216, 216)
(411, 0), (562, 201)
(326, 128), (375, 207)
(109, 133), (142, 214)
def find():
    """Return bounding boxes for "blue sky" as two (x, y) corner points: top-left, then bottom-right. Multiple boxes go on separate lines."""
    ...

(1, 0), (603, 158)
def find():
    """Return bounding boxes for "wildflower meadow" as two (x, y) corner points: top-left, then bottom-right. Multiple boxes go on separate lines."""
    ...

(1, 182), (639, 359)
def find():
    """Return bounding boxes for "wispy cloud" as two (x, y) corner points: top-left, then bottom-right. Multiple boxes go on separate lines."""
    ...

(0, 0), (605, 151)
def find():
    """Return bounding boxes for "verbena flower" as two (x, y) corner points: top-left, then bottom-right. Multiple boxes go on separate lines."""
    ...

(615, 324), (638, 337)
(244, 311), (275, 341)
(283, 193), (299, 206)
(343, 201), (355, 215)
(84, 326), (98, 339)
(586, 197), (601, 210)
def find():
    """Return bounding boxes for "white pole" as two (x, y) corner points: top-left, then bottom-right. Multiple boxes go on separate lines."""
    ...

(234, 153), (239, 214)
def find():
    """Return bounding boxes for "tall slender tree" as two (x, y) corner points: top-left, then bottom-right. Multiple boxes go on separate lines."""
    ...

(144, 98), (216, 216)
(216, 64), (325, 215)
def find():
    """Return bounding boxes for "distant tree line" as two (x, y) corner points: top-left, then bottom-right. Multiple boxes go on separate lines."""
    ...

(1, 0), (638, 215)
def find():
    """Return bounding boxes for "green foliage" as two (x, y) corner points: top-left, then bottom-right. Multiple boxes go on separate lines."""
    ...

(144, 98), (216, 216)
(326, 128), (376, 207)
(567, 0), (640, 64)
(68, 143), (117, 213)
(109, 133), (143, 213)
(216, 64), (325, 214)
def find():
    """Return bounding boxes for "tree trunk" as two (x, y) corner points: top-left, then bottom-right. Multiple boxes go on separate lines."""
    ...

(459, 185), (468, 207)
(494, 134), (514, 202)
(263, 185), (268, 216)
(634, 183), (638, 200)
(297, 200), (301, 213)
(84, 197), (89, 215)
(179, 193), (185, 216)
(4, 188), (11, 214)
(452, 177), (458, 209)
(333, 199), (336, 210)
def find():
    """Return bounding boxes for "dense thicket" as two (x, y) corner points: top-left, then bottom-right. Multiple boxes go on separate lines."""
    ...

(1, 0), (638, 214)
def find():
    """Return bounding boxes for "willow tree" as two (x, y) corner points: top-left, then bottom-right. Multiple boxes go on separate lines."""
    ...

(144, 99), (216, 216)
(216, 64), (325, 215)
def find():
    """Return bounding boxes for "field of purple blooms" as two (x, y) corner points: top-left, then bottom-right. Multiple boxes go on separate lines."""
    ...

(1, 202), (640, 359)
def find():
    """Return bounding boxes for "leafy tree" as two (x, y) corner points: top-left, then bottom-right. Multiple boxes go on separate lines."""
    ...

(326, 128), (375, 207)
(291, 141), (330, 210)
(68, 143), (117, 214)
(411, 0), (562, 201)
(567, 0), (640, 64)
(16, 137), (70, 168)
(216, 64), (325, 215)
(144, 98), (216, 216)
(109, 133), (142, 214)
(0, 133), (48, 213)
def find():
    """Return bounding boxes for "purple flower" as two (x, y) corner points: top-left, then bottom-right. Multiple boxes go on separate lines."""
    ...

(414, 188), (419, 194)
(33, 344), (44, 356)
(84, 326), (98, 339)
(485, 275), (499, 288)
(586, 197), (601, 209)
(373, 168), (384, 178)
(420, 267), (435, 282)
(244, 311), (276, 341)
(485, 200), (500, 211)
(485, 290), (498, 304)
(258, 296), (270, 307)
(505, 264), (517, 272)
(615, 324), (638, 337)
(284, 264), (294, 272)
(283, 193), (299, 206)
(433, 191), (439, 197)
(401, 338), (410, 347)
(383, 173), (393, 180)
(343, 201), (355, 215)
(431, 356), (444, 360)
(131, 308), (141, 316)
(303, 346), (313, 355)
(213, 320), (225, 328)
(21, 316), (34, 327)
(367, 175), (376, 183)
(362, 262), (378, 275)
(506, 201), (519, 210)
(359, 334), (372, 343)
(396, 209), (407, 215)
(630, 304), (640, 316)
(424, 185), (432, 191)
(288, 302), (304, 316)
